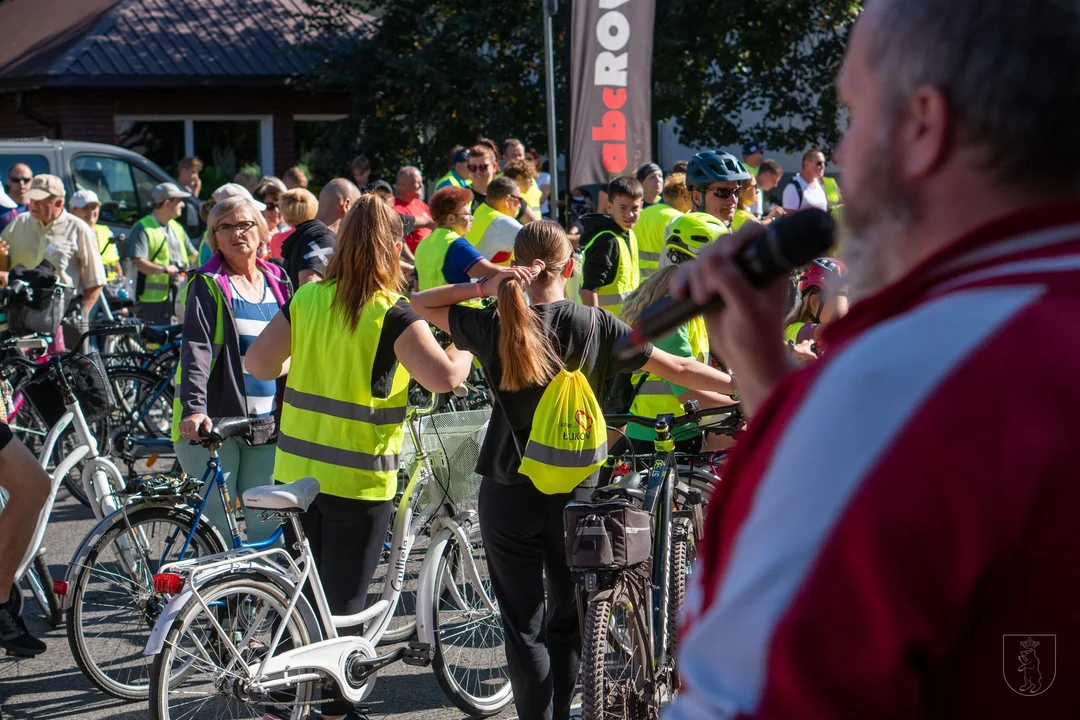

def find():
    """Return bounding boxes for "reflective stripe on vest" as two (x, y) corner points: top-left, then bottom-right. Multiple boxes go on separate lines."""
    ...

(135, 215), (185, 303)
(635, 204), (681, 279)
(464, 203), (513, 266)
(436, 171), (471, 190)
(582, 229), (639, 317)
(275, 283), (409, 501)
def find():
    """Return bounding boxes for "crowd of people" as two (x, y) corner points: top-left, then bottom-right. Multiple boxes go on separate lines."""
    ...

(5, 1), (1077, 716)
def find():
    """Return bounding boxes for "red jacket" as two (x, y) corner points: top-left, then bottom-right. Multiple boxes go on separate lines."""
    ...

(673, 202), (1080, 719)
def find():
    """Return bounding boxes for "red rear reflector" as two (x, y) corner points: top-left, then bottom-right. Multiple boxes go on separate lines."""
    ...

(53, 580), (68, 596)
(613, 462), (632, 477)
(153, 572), (185, 595)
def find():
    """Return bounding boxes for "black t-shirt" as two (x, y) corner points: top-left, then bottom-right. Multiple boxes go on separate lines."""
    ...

(579, 215), (627, 291)
(282, 296), (422, 396)
(449, 300), (653, 485)
(471, 189), (487, 213)
(281, 219), (336, 290)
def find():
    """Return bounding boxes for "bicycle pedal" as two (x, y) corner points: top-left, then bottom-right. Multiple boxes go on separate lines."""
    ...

(403, 641), (433, 666)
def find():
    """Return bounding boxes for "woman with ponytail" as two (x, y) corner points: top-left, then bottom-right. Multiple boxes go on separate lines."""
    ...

(411, 220), (735, 720)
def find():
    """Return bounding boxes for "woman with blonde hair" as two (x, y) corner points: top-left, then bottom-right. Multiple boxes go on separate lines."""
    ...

(247, 194), (472, 720)
(411, 220), (734, 720)
(269, 187), (317, 258)
(174, 196), (291, 544)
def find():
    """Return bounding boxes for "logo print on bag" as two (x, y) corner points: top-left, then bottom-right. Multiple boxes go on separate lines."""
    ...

(575, 410), (594, 431)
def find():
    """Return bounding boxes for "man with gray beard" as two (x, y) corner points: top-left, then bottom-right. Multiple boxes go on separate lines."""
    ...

(668, 0), (1080, 717)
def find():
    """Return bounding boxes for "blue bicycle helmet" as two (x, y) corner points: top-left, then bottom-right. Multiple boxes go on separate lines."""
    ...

(685, 151), (752, 190)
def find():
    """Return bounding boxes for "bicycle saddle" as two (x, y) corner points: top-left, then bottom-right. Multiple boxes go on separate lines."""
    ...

(143, 324), (183, 345)
(244, 477), (321, 514)
(593, 471), (646, 502)
(206, 417), (252, 442)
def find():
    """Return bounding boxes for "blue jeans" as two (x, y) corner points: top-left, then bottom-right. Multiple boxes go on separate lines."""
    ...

(174, 438), (279, 545)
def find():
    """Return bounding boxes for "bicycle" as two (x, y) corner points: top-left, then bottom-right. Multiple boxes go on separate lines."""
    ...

(59, 416), (281, 700)
(573, 402), (741, 720)
(0, 324), (141, 628)
(143, 402), (512, 718)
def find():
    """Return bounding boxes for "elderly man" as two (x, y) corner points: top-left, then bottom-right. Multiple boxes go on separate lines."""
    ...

(69, 189), (122, 283)
(671, 0), (1080, 717)
(0, 163), (33, 233)
(129, 182), (198, 325)
(282, 178), (359, 288)
(392, 166), (435, 253)
(0, 175), (107, 329)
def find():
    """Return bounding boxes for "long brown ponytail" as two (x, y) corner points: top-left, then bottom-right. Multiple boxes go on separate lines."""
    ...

(497, 221), (572, 391)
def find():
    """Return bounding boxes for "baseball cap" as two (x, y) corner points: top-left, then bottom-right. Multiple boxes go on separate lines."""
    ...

(211, 182), (266, 212)
(742, 141), (767, 156)
(69, 189), (101, 209)
(150, 182), (192, 204)
(0, 187), (16, 210)
(370, 180), (393, 194)
(451, 149), (469, 164)
(636, 163), (662, 182)
(26, 174), (66, 201)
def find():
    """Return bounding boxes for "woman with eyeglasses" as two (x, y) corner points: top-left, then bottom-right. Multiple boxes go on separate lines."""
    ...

(414, 186), (507, 291)
(173, 195), (292, 545)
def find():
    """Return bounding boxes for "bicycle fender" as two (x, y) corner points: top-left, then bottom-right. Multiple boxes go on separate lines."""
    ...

(143, 563), (325, 657)
(414, 527), (454, 646)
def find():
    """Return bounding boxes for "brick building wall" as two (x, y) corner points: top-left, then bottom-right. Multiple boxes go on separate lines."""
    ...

(0, 86), (347, 172)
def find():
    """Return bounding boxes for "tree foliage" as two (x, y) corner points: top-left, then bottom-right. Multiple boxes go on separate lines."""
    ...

(302, 0), (859, 180)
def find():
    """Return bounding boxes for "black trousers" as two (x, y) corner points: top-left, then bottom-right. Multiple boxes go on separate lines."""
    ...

(479, 478), (582, 720)
(283, 491), (394, 715)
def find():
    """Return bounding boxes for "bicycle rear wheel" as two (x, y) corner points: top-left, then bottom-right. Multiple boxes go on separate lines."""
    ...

(428, 531), (512, 716)
(667, 518), (695, 671)
(582, 576), (655, 720)
(149, 573), (317, 720)
(67, 505), (224, 699)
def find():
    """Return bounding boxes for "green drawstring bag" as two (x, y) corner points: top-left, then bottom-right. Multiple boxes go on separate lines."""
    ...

(518, 308), (608, 494)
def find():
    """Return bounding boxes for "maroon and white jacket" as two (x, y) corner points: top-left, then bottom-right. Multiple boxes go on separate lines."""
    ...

(671, 204), (1080, 719)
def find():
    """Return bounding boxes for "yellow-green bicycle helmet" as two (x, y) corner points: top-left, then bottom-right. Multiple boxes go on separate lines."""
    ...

(663, 211), (730, 266)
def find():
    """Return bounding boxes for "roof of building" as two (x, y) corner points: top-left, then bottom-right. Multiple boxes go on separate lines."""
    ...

(0, 0), (369, 89)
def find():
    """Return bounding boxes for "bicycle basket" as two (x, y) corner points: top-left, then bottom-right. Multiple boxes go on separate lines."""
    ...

(22, 351), (117, 427)
(399, 408), (490, 511)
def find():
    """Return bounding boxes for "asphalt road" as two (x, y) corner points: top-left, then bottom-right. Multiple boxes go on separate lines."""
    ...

(0, 487), (521, 720)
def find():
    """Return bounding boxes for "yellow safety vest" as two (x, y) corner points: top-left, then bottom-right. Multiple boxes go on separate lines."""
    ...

(94, 224), (120, 281)
(413, 228), (485, 308)
(524, 179), (543, 212)
(628, 316), (710, 433)
(634, 203), (681, 279)
(435, 171), (471, 190)
(823, 176), (842, 208)
(582, 229), (639, 317)
(134, 215), (185, 303)
(464, 203), (514, 266)
(275, 283), (410, 502)
(732, 208), (758, 233)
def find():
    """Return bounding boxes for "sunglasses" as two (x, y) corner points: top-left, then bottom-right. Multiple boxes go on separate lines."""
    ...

(8, 176), (31, 183)
(467, 164), (490, 173)
(706, 186), (742, 200)
(263, 202), (279, 211)
(507, 195), (523, 203)
(813, 161), (826, 167)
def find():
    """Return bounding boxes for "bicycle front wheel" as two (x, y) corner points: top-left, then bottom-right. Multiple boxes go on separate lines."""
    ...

(149, 573), (317, 720)
(68, 505), (225, 700)
(428, 532), (512, 716)
(582, 576), (655, 720)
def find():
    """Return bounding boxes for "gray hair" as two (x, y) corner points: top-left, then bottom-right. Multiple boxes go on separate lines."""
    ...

(206, 196), (269, 254)
(864, 0), (1080, 193)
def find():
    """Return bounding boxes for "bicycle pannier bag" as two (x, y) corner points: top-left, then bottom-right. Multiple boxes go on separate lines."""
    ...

(564, 500), (651, 570)
(6, 261), (64, 336)
(518, 308), (607, 494)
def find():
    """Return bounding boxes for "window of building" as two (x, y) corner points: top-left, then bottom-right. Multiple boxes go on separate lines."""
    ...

(115, 120), (186, 177)
(294, 115), (347, 187)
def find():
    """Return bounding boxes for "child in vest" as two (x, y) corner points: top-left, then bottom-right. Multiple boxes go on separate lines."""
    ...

(577, 176), (643, 318)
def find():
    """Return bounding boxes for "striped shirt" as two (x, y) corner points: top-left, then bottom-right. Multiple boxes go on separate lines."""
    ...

(229, 278), (280, 418)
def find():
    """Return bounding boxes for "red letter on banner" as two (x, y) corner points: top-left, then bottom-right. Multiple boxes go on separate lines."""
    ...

(591, 110), (626, 141)
(602, 88), (627, 110)
(602, 144), (627, 173)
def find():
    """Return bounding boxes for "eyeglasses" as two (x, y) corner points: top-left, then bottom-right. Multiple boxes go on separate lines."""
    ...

(8, 176), (31, 183)
(467, 164), (490, 173)
(453, 211), (473, 219)
(263, 202), (278, 211)
(507, 195), (523, 203)
(813, 161), (826, 167)
(706, 186), (742, 200)
(215, 220), (256, 235)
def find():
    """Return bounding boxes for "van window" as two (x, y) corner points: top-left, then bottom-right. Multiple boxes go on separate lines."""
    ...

(72, 154), (157, 227)
(0, 154), (50, 192)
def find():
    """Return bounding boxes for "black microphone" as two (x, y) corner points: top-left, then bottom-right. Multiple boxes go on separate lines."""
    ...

(617, 208), (836, 355)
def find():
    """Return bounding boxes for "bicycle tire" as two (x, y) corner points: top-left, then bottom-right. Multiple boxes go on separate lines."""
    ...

(428, 533), (512, 716)
(149, 572), (318, 720)
(67, 504), (225, 700)
(667, 518), (695, 672)
(581, 577), (654, 720)
(24, 553), (62, 628)
(106, 366), (174, 439)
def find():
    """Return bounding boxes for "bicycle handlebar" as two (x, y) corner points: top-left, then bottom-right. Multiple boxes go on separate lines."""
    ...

(0, 319), (142, 372)
(606, 401), (741, 431)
